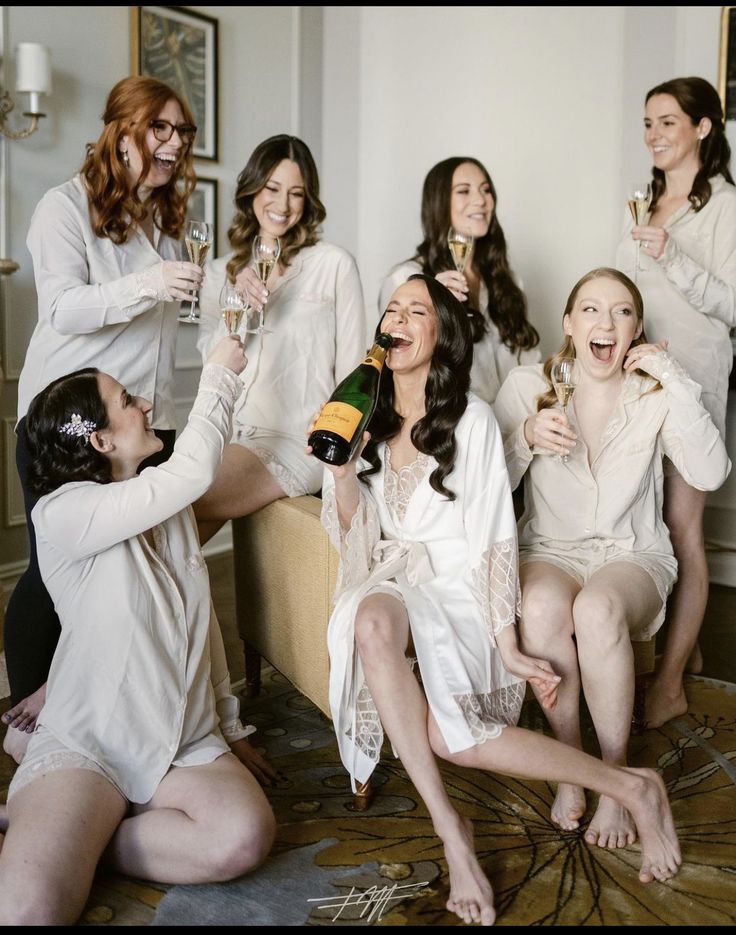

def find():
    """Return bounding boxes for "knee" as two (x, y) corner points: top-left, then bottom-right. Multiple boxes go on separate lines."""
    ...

(573, 592), (626, 650)
(520, 590), (571, 643)
(354, 608), (394, 661)
(211, 806), (276, 881)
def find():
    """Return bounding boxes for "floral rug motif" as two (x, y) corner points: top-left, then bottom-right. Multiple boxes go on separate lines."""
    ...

(1, 672), (735, 926)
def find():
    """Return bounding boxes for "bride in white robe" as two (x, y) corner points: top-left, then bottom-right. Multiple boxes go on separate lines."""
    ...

(311, 274), (682, 927)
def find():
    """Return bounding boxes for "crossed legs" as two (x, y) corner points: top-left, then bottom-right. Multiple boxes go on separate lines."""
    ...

(519, 560), (661, 847)
(0, 752), (275, 925)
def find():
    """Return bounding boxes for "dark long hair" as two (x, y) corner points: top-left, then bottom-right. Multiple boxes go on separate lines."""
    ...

(80, 76), (197, 244)
(646, 77), (734, 213)
(226, 134), (325, 284)
(25, 369), (113, 497)
(359, 273), (473, 501)
(411, 156), (539, 354)
(536, 268), (655, 412)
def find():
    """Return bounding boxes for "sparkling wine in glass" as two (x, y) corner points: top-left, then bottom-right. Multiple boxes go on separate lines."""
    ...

(179, 219), (214, 324)
(244, 234), (280, 335)
(219, 281), (246, 335)
(627, 182), (651, 276)
(550, 357), (577, 463)
(447, 227), (474, 274)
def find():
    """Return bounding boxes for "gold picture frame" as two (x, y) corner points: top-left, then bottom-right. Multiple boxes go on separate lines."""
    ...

(719, 6), (736, 120)
(130, 5), (219, 161)
(187, 176), (219, 256)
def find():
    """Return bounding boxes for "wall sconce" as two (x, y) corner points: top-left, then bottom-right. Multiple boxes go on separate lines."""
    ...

(0, 41), (52, 140)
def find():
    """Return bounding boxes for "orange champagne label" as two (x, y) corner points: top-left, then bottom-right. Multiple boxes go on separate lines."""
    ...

(313, 401), (363, 442)
(362, 355), (382, 371)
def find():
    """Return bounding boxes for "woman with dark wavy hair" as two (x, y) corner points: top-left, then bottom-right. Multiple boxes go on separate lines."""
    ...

(0, 336), (278, 926)
(195, 134), (366, 544)
(379, 156), (540, 405)
(494, 267), (728, 854)
(3, 75), (203, 744)
(312, 273), (683, 925)
(616, 76), (736, 730)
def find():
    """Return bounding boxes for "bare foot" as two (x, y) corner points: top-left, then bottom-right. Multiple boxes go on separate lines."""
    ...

(2, 725), (31, 765)
(684, 642), (703, 675)
(440, 815), (495, 926)
(584, 795), (636, 848)
(623, 767), (682, 883)
(643, 677), (688, 730)
(551, 783), (586, 831)
(1, 683), (46, 733)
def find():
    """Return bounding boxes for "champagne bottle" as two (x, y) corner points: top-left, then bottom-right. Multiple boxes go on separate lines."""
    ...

(308, 333), (394, 466)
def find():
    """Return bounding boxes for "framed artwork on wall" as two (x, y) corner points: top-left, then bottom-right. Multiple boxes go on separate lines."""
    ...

(130, 5), (219, 161)
(719, 6), (736, 120)
(187, 176), (219, 256)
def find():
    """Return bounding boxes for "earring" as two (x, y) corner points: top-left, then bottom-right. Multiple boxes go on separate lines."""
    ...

(120, 150), (129, 167)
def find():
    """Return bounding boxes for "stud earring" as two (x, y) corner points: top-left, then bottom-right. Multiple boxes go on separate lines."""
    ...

(120, 150), (130, 167)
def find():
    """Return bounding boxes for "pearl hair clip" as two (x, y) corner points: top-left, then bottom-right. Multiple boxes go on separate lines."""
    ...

(59, 412), (96, 442)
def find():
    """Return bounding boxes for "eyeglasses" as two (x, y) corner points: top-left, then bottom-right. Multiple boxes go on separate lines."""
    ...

(148, 119), (197, 146)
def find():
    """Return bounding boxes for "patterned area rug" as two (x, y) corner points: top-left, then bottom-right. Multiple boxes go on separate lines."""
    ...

(1, 670), (735, 926)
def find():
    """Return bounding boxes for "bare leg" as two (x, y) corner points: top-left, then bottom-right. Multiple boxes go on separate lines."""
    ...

(1, 682), (46, 734)
(519, 562), (585, 830)
(104, 752), (275, 883)
(434, 724), (680, 884)
(645, 478), (708, 729)
(0, 768), (127, 925)
(573, 563), (661, 849)
(193, 445), (286, 546)
(354, 593), (495, 925)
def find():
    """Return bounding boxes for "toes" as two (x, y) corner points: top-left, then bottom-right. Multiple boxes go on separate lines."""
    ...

(480, 906), (496, 926)
(585, 830), (598, 846)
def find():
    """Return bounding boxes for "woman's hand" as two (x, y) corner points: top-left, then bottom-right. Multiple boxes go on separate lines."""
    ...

(228, 737), (280, 788)
(435, 270), (469, 303)
(632, 224), (668, 261)
(501, 646), (561, 710)
(524, 409), (576, 457)
(623, 340), (669, 374)
(206, 334), (247, 376)
(160, 259), (203, 301)
(305, 406), (370, 479)
(235, 266), (269, 314)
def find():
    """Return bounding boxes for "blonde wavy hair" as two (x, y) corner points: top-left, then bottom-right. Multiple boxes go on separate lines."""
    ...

(80, 76), (197, 244)
(536, 267), (657, 412)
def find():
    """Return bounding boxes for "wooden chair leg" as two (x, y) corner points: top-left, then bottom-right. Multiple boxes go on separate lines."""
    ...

(244, 642), (262, 698)
(353, 777), (374, 811)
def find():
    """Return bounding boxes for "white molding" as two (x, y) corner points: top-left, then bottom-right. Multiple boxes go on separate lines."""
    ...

(202, 522), (232, 558)
(706, 549), (736, 588)
(2, 416), (24, 526)
(176, 358), (203, 372)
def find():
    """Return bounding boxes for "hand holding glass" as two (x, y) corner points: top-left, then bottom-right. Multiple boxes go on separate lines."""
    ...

(447, 227), (474, 274)
(219, 281), (246, 335)
(627, 182), (651, 276)
(180, 220), (214, 323)
(550, 357), (577, 463)
(244, 235), (280, 335)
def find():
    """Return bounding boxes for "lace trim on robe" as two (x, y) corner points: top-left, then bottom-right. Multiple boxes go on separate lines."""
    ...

(384, 446), (432, 522)
(470, 537), (521, 644)
(453, 683), (526, 743)
(321, 485), (382, 600)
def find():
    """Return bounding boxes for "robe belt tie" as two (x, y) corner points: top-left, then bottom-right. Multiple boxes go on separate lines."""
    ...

(370, 538), (434, 587)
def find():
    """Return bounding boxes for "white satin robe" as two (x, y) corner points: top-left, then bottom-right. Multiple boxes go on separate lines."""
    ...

(321, 395), (525, 787)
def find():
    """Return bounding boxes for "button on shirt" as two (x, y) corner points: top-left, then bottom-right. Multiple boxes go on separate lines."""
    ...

(18, 175), (182, 428)
(32, 364), (248, 803)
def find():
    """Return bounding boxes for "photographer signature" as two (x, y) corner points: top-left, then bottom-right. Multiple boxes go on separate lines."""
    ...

(308, 880), (429, 923)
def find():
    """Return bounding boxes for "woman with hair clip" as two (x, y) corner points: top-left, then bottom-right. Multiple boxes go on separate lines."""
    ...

(3, 75), (204, 748)
(0, 335), (276, 926)
(379, 156), (540, 405)
(494, 267), (729, 850)
(311, 272), (683, 927)
(195, 133), (366, 544)
(616, 76), (736, 729)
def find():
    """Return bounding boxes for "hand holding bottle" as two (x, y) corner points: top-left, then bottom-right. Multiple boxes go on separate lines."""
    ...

(306, 404), (370, 479)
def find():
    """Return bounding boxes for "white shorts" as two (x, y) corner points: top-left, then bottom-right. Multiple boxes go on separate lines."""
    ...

(233, 429), (322, 497)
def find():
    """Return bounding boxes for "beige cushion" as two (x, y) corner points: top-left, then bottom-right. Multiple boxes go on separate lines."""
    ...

(232, 496), (337, 718)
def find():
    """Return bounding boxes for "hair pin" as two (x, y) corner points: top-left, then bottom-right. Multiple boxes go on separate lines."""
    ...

(59, 413), (96, 442)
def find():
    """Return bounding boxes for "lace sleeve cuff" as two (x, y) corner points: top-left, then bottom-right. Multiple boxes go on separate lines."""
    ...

(200, 363), (243, 403)
(470, 538), (520, 645)
(133, 262), (172, 302)
(321, 483), (381, 599)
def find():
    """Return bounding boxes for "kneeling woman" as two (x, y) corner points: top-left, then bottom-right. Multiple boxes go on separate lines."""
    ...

(312, 273), (682, 927)
(0, 336), (275, 926)
(494, 267), (730, 848)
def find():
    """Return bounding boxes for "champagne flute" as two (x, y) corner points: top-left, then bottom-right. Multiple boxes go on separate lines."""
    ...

(550, 357), (577, 463)
(219, 281), (246, 335)
(244, 234), (280, 335)
(447, 227), (474, 274)
(179, 219), (214, 324)
(627, 182), (651, 277)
